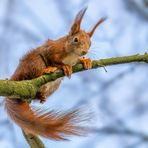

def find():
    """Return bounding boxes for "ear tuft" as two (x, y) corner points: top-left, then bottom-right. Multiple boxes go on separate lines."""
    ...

(88, 17), (107, 37)
(69, 7), (87, 35)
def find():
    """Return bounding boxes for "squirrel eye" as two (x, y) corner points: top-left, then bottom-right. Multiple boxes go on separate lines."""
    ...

(74, 37), (79, 42)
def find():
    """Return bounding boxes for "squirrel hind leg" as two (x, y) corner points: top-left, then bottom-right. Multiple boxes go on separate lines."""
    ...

(42, 66), (58, 74)
(36, 78), (63, 103)
(36, 91), (47, 103)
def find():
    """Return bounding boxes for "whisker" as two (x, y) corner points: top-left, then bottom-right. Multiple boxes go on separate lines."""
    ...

(89, 50), (100, 56)
(90, 46), (101, 50)
(87, 51), (99, 59)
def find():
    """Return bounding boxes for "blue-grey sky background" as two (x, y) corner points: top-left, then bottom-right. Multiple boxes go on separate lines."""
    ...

(0, 0), (148, 148)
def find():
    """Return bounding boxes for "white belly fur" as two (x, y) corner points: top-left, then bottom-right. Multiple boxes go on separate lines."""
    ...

(62, 53), (79, 66)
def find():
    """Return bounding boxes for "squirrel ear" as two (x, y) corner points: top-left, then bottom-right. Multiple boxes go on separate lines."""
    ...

(69, 7), (87, 35)
(88, 17), (107, 37)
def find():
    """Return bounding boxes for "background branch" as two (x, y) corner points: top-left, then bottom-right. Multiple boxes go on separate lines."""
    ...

(23, 130), (45, 148)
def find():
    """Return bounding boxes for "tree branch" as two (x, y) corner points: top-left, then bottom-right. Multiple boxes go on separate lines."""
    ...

(1, 53), (148, 148)
(0, 53), (148, 99)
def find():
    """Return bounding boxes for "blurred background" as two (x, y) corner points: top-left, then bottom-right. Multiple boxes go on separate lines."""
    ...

(0, 0), (148, 148)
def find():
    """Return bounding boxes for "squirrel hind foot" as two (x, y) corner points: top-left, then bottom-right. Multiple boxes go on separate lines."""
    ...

(36, 91), (47, 103)
(42, 66), (58, 74)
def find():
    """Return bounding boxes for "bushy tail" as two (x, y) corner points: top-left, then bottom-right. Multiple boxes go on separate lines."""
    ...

(5, 98), (90, 140)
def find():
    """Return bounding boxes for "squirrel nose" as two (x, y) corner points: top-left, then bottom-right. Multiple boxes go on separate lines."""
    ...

(81, 50), (87, 55)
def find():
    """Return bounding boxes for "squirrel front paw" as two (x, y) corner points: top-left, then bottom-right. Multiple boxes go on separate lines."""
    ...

(62, 64), (72, 77)
(80, 57), (92, 69)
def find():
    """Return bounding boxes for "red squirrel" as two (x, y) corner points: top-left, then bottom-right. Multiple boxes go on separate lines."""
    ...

(5, 8), (106, 140)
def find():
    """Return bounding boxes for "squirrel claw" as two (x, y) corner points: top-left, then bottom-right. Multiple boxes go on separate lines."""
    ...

(62, 65), (72, 78)
(36, 92), (46, 104)
(42, 67), (57, 74)
(80, 57), (92, 69)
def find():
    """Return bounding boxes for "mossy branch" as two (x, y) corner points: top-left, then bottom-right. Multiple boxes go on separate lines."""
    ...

(1, 53), (148, 148)
(0, 53), (148, 99)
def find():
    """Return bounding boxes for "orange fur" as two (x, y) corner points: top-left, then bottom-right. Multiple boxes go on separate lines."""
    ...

(5, 98), (89, 140)
(5, 7), (106, 140)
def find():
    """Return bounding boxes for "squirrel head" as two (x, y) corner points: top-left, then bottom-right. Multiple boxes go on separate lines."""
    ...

(65, 7), (106, 57)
